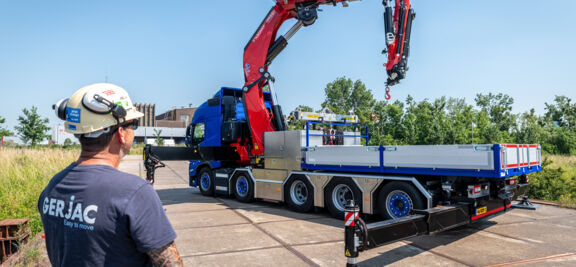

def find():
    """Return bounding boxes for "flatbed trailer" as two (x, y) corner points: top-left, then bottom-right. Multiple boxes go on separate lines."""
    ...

(145, 123), (541, 220)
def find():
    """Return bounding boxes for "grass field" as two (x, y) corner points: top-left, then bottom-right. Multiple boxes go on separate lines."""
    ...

(529, 154), (576, 208)
(0, 147), (79, 236)
(129, 143), (145, 156)
(543, 154), (576, 177)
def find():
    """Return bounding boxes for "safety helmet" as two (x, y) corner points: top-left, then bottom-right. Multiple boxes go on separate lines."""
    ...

(53, 83), (144, 136)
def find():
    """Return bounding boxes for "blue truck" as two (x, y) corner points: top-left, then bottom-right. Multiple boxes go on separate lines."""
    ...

(143, 86), (542, 263)
(147, 87), (541, 221)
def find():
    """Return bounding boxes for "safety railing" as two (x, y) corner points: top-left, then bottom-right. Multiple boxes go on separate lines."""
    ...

(305, 121), (369, 147)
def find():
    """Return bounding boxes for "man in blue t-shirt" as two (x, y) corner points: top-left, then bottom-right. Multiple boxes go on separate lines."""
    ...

(40, 83), (183, 266)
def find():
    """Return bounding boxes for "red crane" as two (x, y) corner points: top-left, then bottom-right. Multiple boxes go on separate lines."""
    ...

(238, 0), (414, 163)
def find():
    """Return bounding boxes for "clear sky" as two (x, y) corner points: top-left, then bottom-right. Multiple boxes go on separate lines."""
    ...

(1, 0), (575, 132)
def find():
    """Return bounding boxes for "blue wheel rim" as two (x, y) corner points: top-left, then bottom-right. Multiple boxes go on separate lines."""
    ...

(200, 173), (211, 191)
(236, 176), (248, 197)
(386, 190), (413, 218)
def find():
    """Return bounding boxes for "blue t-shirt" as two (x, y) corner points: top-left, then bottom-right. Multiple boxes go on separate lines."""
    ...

(38, 163), (177, 266)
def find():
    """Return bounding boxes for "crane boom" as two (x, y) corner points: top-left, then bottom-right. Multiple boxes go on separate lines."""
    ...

(239, 0), (413, 162)
(384, 0), (415, 86)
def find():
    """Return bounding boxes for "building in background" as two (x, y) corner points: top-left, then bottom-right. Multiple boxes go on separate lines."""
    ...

(155, 105), (196, 128)
(133, 127), (186, 145)
(51, 124), (79, 145)
(132, 104), (196, 145)
(134, 103), (156, 127)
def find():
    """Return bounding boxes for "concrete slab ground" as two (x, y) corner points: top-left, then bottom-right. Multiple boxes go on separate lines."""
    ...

(120, 155), (576, 266)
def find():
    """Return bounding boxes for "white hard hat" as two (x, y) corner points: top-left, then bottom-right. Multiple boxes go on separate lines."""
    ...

(53, 83), (144, 135)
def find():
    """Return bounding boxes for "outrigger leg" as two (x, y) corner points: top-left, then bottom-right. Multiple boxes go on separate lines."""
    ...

(512, 196), (539, 210)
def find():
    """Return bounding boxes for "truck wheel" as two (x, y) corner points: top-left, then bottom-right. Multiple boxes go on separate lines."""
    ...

(198, 167), (214, 196)
(285, 176), (314, 213)
(325, 177), (362, 219)
(378, 181), (425, 219)
(232, 172), (254, 203)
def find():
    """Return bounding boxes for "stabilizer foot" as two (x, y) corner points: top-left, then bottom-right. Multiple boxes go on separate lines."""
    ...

(511, 196), (539, 210)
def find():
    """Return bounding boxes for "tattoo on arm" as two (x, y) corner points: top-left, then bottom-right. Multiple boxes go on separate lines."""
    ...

(147, 241), (183, 267)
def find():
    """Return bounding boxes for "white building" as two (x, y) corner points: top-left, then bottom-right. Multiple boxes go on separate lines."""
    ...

(52, 124), (79, 145)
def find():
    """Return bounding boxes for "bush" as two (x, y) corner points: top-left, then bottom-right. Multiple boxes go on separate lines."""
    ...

(529, 168), (568, 200)
(528, 155), (576, 206)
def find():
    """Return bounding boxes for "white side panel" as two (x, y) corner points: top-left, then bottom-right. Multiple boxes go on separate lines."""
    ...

(505, 146), (518, 168)
(521, 146), (528, 166)
(343, 131), (362, 146)
(300, 130), (362, 147)
(305, 145), (495, 170)
(528, 146), (541, 165)
(383, 145), (494, 170)
(301, 130), (324, 147)
(305, 146), (379, 166)
(502, 145), (542, 169)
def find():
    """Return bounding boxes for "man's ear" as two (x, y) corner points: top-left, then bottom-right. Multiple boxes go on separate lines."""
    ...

(117, 127), (126, 145)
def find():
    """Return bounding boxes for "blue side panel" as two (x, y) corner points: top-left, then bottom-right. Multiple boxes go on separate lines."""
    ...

(494, 144), (502, 175)
(500, 165), (542, 177)
(301, 163), (542, 178)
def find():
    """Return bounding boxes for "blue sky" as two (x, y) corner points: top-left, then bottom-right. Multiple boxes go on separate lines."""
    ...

(1, 0), (575, 131)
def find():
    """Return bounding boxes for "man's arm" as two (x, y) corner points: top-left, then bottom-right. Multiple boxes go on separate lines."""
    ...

(147, 241), (183, 267)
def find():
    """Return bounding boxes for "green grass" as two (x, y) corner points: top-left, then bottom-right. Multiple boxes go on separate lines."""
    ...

(529, 155), (576, 208)
(544, 155), (576, 178)
(129, 143), (145, 156)
(0, 147), (79, 236)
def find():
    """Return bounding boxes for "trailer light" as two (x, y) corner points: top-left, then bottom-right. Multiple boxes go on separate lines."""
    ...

(473, 186), (481, 194)
(508, 179), (517, 186)
(526, 175), (529, 182)
(365, 198), (370, 201)
(276, 188), (281, 191)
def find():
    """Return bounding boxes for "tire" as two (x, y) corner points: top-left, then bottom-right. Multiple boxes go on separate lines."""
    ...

(377, 181), (425, 220)
(232, 171), (254, 203)
(198, 167), (214, 196)
(285, 176), (314, 213)
(324, 177), (362, 219)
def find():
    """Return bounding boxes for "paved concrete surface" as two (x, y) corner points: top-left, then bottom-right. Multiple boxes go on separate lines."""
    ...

(120, 155), (576, 266)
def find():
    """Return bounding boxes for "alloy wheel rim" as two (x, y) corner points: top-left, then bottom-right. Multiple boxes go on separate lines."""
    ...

(290, 180), (308, 205)
(332, 184), (353, 211)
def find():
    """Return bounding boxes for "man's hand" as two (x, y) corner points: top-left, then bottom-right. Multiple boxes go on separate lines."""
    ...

(147, 241), (183, 267)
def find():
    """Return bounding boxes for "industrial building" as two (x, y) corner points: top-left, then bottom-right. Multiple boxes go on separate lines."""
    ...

(132, 104), (195, 145)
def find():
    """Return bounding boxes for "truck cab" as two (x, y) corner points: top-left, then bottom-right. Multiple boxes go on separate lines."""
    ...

(186, 87), (272, 188)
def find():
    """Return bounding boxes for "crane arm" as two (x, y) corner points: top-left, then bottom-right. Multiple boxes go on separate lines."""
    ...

(384, 0), (415, 86)
(240, 0), (414, 159)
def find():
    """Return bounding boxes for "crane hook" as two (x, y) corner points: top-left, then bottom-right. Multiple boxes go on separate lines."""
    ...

(385, 86), (391, 100)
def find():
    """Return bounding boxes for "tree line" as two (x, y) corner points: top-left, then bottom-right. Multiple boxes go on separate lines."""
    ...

(1, 106), (51, 146)
(1, 77), (575, 155)
(295, 77), (576, 155)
